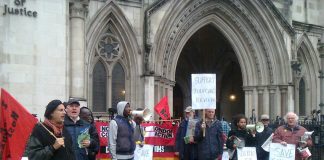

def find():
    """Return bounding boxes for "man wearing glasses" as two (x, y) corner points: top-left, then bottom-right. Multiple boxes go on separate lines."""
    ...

(255, 114), (273, 160)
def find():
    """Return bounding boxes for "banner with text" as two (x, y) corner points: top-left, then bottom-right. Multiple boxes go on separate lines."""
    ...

(191, 74), (216, 109)
(94, 121), (179, 160)
(95, 121), (111, 159)
(0, 88), (38, 160)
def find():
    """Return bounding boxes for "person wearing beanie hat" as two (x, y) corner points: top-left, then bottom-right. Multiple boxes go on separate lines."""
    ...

(26, 100), (75, 160)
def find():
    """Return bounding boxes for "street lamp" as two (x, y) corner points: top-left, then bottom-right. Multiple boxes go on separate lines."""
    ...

(229, 61), (236, 101)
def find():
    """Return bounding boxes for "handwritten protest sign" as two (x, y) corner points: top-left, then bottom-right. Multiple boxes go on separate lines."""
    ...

(237, 147), (257, 160)
(191, 74), (216, 109)
(269, 143), (295, 160)
(134, 144), (154, 160)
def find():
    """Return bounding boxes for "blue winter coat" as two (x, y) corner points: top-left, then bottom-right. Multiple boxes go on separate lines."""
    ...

(64, 117), (96, 160)
(175, 119), (198, 160)
(194, 120), (223, 160)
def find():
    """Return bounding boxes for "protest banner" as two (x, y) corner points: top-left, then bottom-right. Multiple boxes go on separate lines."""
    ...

(269, 143), (295, 160)
(94, 121), (111, 159)
(154, 96), (171, 120)
(0, 88), (38, 160)
(237, 147), (257, 160)
(94, 121), (179, 160)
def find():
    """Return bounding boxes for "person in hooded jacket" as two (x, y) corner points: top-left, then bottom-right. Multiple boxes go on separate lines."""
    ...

(108, 101), (136, 160)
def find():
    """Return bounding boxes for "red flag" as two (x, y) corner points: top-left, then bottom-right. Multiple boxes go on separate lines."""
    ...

(154, 96), (171, 120)
(0, 88), (38, 160)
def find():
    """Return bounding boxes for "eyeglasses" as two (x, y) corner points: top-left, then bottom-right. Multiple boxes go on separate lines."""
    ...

(261, 119), (269, 121)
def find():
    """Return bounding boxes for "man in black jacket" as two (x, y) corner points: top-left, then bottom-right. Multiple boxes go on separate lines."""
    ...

(226, 114), (256, 160)
(26, 100), (75, 160)
(79, 107), (100, 160)
(255, 114), (273, 160)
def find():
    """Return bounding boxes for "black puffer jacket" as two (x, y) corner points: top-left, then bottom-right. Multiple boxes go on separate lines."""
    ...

(26, 123), (75, 160)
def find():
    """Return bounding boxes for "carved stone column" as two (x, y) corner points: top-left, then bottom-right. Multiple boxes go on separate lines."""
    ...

(243, 87), (254, 121)
(279, 85), (288, 117)
(257, 86), (265, 116)
(318, 33), (324, 121)
(268, 86), (277, 119)
(166, 81), (175, 117)
(69, 0), (88, 98)
(144, 75), (155, 118)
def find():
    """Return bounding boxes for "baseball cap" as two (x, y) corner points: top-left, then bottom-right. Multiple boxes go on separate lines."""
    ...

(260, 114), (269, 120)
(184, 106), (193, 112)
(67, 98), (80, 106)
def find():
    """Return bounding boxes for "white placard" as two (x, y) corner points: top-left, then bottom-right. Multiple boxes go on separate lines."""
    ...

(191, 74), (216, 109)
(222, 151), (230, 160)
(237, 147), (257, 160)
(134, 144), (154, 160)
(261, 133), (273, 152)
(269, 143), (295, 160)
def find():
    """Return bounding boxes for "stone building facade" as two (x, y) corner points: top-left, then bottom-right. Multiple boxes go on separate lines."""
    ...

(1, 0), (324, 121)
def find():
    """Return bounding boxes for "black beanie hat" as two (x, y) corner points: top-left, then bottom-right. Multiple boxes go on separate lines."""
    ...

(44, 99), (63, 119)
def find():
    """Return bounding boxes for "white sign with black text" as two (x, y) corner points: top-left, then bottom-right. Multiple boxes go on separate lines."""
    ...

(237, 147), (257, 160)
(134, 144), (154, 160)
(269, 143), (295, 160)
(191, 74), (216, 109)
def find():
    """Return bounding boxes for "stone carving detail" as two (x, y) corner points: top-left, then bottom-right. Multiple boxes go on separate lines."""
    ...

(69, 1), (88, 19)
(161, 0), (274, 84)
(96, 33), (122, 62)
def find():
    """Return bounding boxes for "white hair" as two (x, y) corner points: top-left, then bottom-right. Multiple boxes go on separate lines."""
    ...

(284, 112), (299, 122)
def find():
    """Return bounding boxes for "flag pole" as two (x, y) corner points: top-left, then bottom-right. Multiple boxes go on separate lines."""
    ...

(203, 109), (205, 137)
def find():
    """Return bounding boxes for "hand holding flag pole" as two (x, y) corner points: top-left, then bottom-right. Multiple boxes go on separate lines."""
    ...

(39, 122), (65, 148)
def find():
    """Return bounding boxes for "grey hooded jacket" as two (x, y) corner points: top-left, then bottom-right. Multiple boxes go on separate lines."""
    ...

(108, 101), (136, 160)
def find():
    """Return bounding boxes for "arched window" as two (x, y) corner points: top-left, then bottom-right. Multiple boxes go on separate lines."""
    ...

(299, 78), (306, 116)
(92, 61), (107, 112)
(111, 62), (125, 109)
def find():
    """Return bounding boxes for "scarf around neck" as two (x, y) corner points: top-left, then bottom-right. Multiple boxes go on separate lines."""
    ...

(43, 118), (64, 137)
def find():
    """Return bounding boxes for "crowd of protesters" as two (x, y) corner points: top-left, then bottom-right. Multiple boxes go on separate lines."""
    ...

(23, 98), (313, 160)
(175, 108), (313, 160)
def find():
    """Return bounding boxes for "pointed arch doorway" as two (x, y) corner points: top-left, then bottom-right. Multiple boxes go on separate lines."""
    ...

(173, 25), (244, 120)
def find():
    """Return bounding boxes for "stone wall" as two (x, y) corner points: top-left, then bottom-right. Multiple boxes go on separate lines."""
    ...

(0, 0), (68, 118)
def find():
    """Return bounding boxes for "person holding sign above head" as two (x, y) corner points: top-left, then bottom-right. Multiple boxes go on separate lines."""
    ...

(272, 112), (313, 160)
(194, 109), (223, 160)
(108, 101), (136, 160)
(226, 114), (256, 160)
(26, 100), (75, 160)
(175, 106), (198, 160)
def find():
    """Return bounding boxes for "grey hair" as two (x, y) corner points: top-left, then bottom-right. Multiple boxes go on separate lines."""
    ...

(283, 112), (299, 122)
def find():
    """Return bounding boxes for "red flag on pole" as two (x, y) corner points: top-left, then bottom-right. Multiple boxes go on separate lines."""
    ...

(0, 88), (38, 160)
(154, 96), (171, 120)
